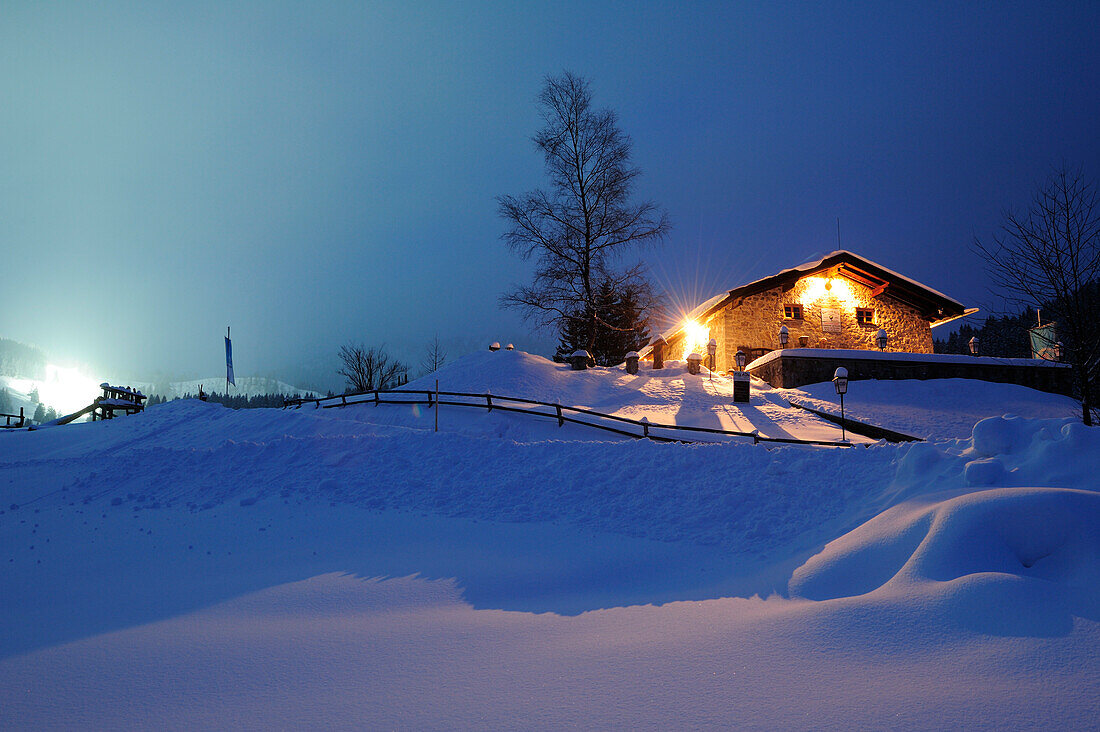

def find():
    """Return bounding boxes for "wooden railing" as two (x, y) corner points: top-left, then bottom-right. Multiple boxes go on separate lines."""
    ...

(0, 407), (26, 429)
(284, 389), (856, 448)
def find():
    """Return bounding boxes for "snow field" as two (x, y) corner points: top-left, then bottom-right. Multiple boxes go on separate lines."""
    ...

(1, 350), (1098, 728)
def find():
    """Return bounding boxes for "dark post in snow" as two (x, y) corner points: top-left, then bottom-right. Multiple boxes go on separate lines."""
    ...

(686, 353), (702, 375)
(624, 351), (640, 375)
(570, 349), (591, 371)
(652, 335), (666, 370)
(733, 350), (749, 403)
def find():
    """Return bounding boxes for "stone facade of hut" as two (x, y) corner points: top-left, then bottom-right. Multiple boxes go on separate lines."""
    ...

(665, 272), (936, 373)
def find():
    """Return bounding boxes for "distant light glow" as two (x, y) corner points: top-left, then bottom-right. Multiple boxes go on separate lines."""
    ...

(681, 319), (710, 360)
(41, 365), (105, 415)
(8, 364), (104, 417)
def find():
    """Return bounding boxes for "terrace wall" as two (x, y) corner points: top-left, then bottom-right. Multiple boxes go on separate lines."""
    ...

(748, 351), (1074, 396)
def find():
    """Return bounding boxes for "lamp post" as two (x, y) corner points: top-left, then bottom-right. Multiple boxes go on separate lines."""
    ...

(1054, 342), (1064, 362)
(707, 338), (717, 380)
(832, 367), (849, 442)
(969, 337), (980, 356)
(735, 349), (746, 371)
(779, 325), (789, 349)
(876, 328), (888, 351)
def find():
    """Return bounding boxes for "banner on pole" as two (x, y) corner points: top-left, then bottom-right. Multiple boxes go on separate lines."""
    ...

(225, 333), (235, 386)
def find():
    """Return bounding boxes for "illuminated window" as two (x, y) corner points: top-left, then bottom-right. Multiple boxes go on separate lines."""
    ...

(856, 307), (875, 325)
(784, 304), (803, 320)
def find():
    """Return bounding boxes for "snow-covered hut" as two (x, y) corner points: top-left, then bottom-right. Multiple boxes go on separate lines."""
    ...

(641, 250), (975, 372)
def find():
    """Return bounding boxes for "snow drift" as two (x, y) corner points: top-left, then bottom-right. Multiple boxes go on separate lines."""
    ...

(791, 415), (1100, 637)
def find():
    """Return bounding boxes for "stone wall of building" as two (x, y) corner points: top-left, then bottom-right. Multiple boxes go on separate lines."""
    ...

(706, 276), (934, 371)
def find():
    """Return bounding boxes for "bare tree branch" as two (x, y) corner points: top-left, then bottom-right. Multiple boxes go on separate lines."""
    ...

(972, 165), (1100, 424)
(498, 71), (669, 352)
(338, 343), (408, 393)
(420, 335), (447, 376)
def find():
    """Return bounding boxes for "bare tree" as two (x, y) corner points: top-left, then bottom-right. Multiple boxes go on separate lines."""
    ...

(498, 71), (669, 352)
(338, 343), (407, 393)
(421, 334), (447, 376)
(973, 165), (1100, 425)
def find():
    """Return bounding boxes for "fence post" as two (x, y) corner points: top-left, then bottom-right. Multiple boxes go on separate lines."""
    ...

(374, 391), (379, 405)
(341, 395), (347, 406)
(640, 416), (649, 439)
(555, 404), (563, 427)
(752, 429), (759, 445)
(486, 392), (493, 412)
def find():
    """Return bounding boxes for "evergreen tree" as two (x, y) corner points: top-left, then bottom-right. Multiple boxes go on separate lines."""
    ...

(33, 403), (46, 423)
(554, 276), (652, 365)
(935, 307), (1050, 358)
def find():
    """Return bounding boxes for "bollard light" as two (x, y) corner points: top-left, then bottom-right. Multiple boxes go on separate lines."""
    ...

(876, 328), (888, 351)
(1054, 342), (1063, 361)
(833, 367), (849, 442)
(735, 349), (747, 371)
(779, 325), (789, 348)
(968, 337), (980, 356)
(706, 338), (717, 379)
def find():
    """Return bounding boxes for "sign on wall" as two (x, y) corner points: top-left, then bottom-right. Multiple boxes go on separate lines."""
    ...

(820, 307), (842, 333)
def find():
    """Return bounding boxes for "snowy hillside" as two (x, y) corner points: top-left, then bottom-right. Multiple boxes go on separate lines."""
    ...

(2, 350), (1097, 728)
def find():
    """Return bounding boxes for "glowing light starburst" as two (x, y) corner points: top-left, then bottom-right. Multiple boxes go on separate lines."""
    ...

(681, 319), (710, 360)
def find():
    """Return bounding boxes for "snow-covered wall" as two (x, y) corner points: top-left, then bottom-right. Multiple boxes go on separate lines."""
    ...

(749, 348), (1073, 395)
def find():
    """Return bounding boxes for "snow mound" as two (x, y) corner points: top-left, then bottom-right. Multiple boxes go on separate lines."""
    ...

(407, 348), (616, 405)
(789, 486), (1100, 634)
(790, 415), (1100, 634)
(960, 415), (1100, 489)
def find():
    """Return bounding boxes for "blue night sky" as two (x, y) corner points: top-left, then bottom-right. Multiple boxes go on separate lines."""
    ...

(2, 2), (1099, 388)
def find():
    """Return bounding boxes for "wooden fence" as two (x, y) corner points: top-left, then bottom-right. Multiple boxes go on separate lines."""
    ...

(1, 407), (26, 429)
(284, 389), (856, 448)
